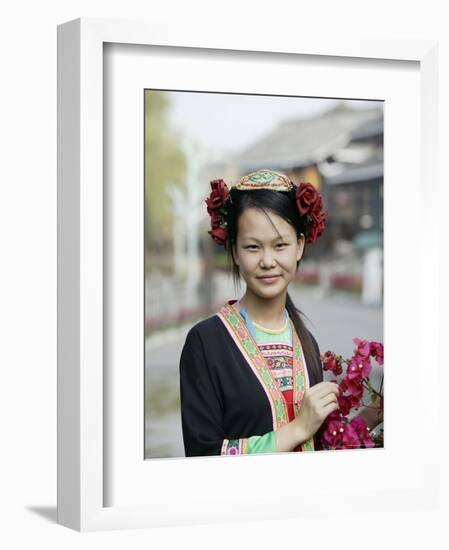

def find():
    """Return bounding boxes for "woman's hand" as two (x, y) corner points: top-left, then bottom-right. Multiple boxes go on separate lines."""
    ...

(293, 381), (340, 443)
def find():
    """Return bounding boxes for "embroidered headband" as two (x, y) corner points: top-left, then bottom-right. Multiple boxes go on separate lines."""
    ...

(205, 168), (327, 246)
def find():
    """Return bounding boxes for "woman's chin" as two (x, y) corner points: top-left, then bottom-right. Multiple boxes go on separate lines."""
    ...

(251, 279), (287, 298)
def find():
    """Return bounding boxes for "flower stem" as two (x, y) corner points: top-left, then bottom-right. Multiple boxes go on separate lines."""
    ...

(360, 402), (381, 409)
(362, 378), (383, 398)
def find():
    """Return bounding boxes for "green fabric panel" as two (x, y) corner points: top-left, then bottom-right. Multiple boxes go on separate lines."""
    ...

(252, 323), (291, 344)
(247, 431), (276, 454)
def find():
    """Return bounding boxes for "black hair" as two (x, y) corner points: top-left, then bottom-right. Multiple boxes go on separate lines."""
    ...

(224, 187), (323, 386)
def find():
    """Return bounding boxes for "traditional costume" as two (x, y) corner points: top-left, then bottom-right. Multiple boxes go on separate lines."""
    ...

(180, 169), (328, 457)
(179, 299), (323, 457)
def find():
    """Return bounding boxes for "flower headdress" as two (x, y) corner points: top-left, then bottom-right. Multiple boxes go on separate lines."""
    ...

(205, 168), (327, 245)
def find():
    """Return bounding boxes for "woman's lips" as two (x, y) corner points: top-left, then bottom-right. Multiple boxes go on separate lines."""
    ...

(257, 275), (281, 283)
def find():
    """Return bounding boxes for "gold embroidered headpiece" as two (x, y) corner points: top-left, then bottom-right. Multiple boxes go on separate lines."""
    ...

(234, 169), (295, 191)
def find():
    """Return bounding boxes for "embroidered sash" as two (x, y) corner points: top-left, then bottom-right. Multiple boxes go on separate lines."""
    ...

(217, 300), (315, 452)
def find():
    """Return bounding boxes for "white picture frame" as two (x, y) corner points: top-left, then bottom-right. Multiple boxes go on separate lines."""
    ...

(57, 17), (440, 531)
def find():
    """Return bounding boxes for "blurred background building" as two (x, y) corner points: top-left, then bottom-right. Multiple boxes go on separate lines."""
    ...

(144, 91), (383, 459)
(234, 102), (383, 255)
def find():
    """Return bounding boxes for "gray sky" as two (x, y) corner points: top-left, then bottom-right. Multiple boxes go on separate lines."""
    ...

(165, 91), (379, 155)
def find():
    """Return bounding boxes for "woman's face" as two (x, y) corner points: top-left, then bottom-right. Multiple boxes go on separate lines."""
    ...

(232, 207), (305, 301)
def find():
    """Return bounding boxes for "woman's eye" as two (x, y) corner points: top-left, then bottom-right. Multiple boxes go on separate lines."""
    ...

(245, 244), (287, 250)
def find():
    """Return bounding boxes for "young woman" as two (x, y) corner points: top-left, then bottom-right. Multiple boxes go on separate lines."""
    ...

(179, 169), (379, 457)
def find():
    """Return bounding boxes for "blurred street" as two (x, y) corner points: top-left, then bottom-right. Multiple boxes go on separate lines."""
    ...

(145, 274), (383, 459)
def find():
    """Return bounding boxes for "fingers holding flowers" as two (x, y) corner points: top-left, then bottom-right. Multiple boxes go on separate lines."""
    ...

(294, 382), (341, 442)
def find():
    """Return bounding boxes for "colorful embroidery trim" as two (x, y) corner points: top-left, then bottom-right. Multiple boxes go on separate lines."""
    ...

(217, 302), (289, 430)
(217, 301), (315, 452)
(221, 438), (248, 455)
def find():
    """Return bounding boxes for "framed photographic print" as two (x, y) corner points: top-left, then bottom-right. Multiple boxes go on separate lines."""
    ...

(57, 17), (440, 531)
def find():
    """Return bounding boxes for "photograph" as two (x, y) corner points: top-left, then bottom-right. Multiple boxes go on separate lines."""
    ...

(144, 90), (384, 459)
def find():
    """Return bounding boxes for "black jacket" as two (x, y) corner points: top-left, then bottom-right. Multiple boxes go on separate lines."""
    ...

(179, 309), (323, 457)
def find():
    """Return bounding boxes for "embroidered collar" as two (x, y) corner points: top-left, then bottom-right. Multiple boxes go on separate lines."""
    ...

(216, 300), (315, 452)
(238, 304), (290, 340)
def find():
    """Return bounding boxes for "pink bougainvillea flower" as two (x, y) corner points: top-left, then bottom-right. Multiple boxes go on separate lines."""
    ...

(344, 373), (364, 400)
(337, 393), (353, 417)
(347, 354), (372, 379)
(345, 362), (364, 383)
(349, 392), (363, 410)
(350, 415), (367, 433)
(349, 416), (375, 449)
(320, 338), (383, 451)
(370, 341), (384, 365)
(322, 417), (345, 448)
(341, 422), (361, 450)
(361, 431), (375, 448)
(353, 338), (371, 359)
(321, 351), (343, 376)
(326, 409), (341, 423)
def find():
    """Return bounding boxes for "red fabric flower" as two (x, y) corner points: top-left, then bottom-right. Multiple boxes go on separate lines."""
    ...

(307, 212), (326, 243)
(205, 179), (230, 246)
(210, 210), (222, 229)
(311, 195), (323, 215)
(296, 182), (319, 215)
(295, 183), (327, 244)
(208, 227), (228, 245)
(206, 179), (229, 211)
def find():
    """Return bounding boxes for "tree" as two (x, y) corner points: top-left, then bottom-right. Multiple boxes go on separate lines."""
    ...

(145, 91), (187, 258)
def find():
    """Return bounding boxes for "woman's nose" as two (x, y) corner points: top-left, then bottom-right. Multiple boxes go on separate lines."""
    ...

(260, 248), (276, 267)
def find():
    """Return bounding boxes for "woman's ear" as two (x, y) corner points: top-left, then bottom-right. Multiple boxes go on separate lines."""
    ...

(296, 233), (305, 262)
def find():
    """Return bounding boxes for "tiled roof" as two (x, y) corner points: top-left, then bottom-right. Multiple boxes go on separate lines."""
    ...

(232, 102), (383, 172)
